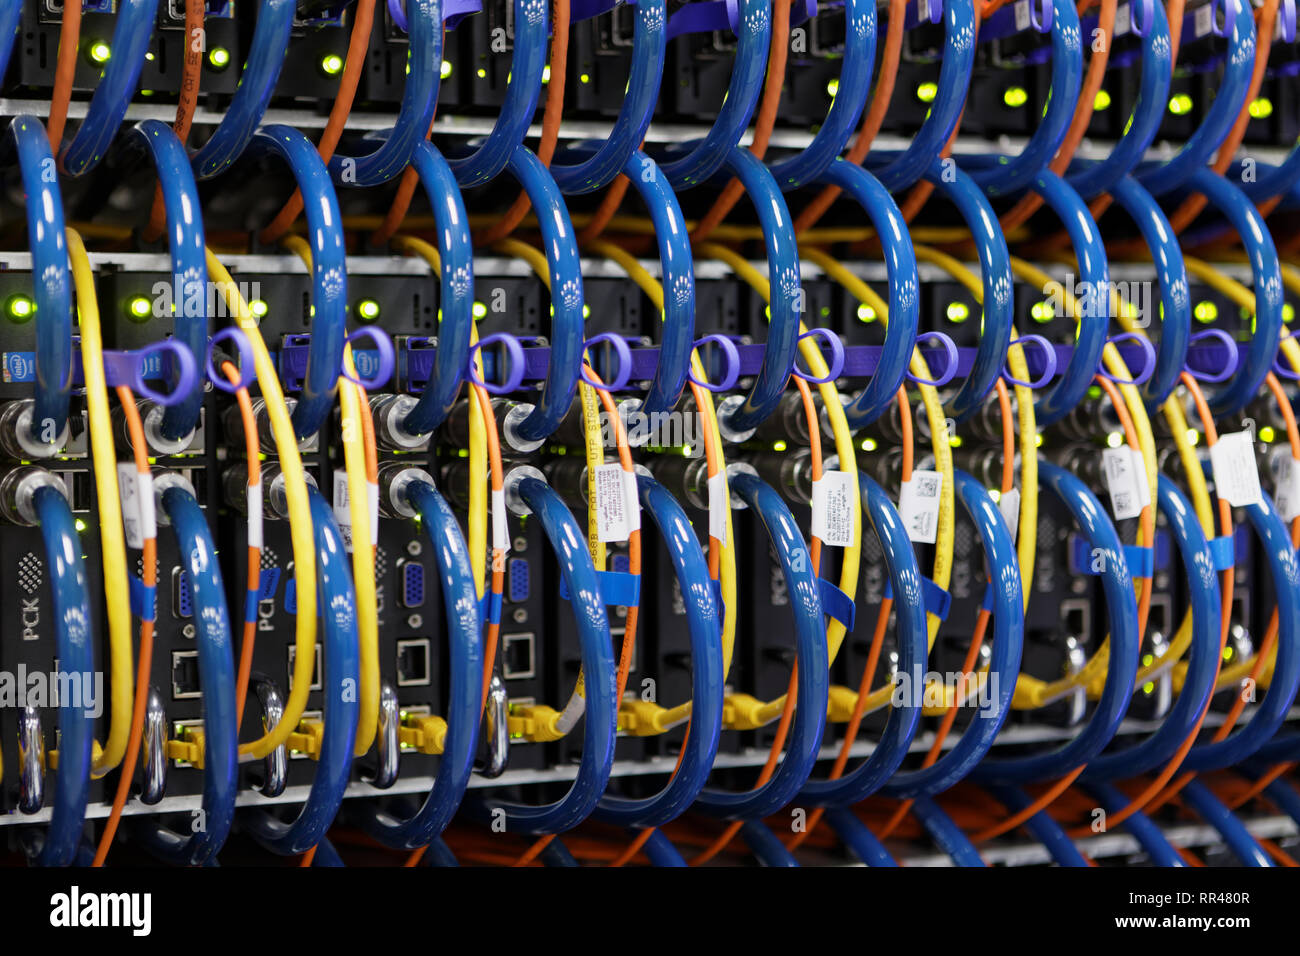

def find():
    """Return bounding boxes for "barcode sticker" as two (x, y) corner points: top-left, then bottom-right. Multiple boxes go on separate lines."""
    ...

(624, 469), (641, 534)
(899, 470), (943, 544)
(1272, 452), (1300, 521)
(595, 463), (633, 543)
(1014, 0), (1031, 31)
(118, 462), (143, 549)
(137, 471), (156, 543)
(1210, 431), (1264, 507)
(247, 481), (264, 550)
(1102, 446), (1150, 520)
(1194, 2), (1213, 36)
(491, 487), (510, 554)
(998, 487), (1021, 542)
(708, 471), (728, 543)
(811, 470), (856, 548)
(333, 471), (354, 552)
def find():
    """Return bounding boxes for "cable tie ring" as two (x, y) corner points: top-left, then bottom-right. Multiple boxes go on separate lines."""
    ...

(1131, 0), (1155, 36)
(687, 334), (742, 393)
(1271, 331), (1300, 382)
(906, 331), (960, 387)
(467, 332), (528, 395)
(1098, 332), (1157, 386)
(1282, 0), (1297, 43)
(1211, 0), (1231, 37)
(342, 326), (397, 390)
(105, 339), (199, 407)
(791, 328), (846, 384)
(1030, 0), (1052, 32)
(1002, 333), (1057, 389)
(206, 327), (257, 394)
(1186, 328), (1240, 383)
(580, 332), (634, 391)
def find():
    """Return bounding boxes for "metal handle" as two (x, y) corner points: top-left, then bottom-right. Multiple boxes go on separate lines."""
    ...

(17, 705), (44, 814)
(363, 680), (400, 790)
(140, 685), (168, 805)
(251, 676), (288, 797)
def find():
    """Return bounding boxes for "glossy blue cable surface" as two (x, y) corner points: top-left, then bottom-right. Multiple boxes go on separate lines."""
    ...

(0, 0), (19, 79)
(1262, 779), (1300, 829)
(251, 125), (349, 439)
(713, 147), (802, 435)
(503, 145), (585, 443)
(1137, 0), (1255, 197)
(872, 0), (975, 192)
(1180, 779), (1271, 866)
(824, 807), (898, 866)
(624, 150), (696, 417)
(740, 822), (800, 866)
(1108, 176), (1190, 407)
(481, 476), (615, 833)
(246, 487), (360, 854)
(911, 797), (985, 866)
(799, 475), (926, 805)
(191, 0), (296, 179)
(9, 116), (72, 446)
(695, 471), (828, 819)
(967, 0), (1082, 197)
(136, 486), (238, 866)
(821, 160), (918, 429)
(880, 470), (1023, 799)
(594, 476), (722, 828)
(1085, 477), (1219, 780)
(60, 0), (159, 174)
(1084, 781), (1186, 867)
(987, 786), (1090, 866)
(423, 837), (461, 867)
(1066, 0), (1171, 199)
(642, 830), (688, 867)
(33, 487), (93, 867)
(659, 0), (770, 188)
(549, 0), (666, 194)
(398, 141), (474, 435)
(362, 480), (482, 848)
(127, 120), (209, 441)
(767, 0), (876, 189)
(1181, 492), (1300, 771)
(449, 0), (549, 186)
(329, 0), (440, 186)
(972, 464), (1139, 784)
(1184, 168), (1284, 416)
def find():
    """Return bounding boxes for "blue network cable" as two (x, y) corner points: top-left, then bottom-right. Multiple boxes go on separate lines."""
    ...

(127, 120), (209, 442)
(740, 821), (800, 867)
(986, 785), (1091, 866)
(134, 483), (238, 866)
(971, 464), (1139, 785)
(190, 0), (295, 179)
(396, 141), (475, 436)
(246, 487), (360, 855)
(594, 475), (723, 828)
(694, 471), (828, 820)
(448, 0), (549, 186)
(329, 0), (440, 187)
(498, 145), (586, 443)
(880, 470), (1023, 800)
(911, 797), (985, 866)
(0, 0), (19, 79)
(33, 485), (94, 867)
(798, 475), (927, 805)
(60, 0), (159, 174)
(7, 116), (72, 450)
(641, 830), (688, 867)
(1085, 781), (1185, 867)
(361, 479), (482, 849)
(471, 475), (615, 833)
(250, 125), (349, 440)
(823, 807), (898, 866)
(820, 161), (919, 430)
(967, 0), (1082, 198)
(1180, 779), (1272, 866)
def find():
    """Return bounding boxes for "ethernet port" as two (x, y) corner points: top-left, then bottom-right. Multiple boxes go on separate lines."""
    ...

(171, 650), (201, 700)
(502, 633), (536, 680)
(396, 638), (432, 687)
(287, 643), (323, 692)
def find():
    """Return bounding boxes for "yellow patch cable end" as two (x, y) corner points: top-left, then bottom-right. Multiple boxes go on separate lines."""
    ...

(398, 715), (448, 755)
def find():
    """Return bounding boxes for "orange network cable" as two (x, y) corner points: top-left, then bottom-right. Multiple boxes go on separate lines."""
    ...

(225, 361), (264, 730)
(46, 0), (82, 154)
(91, 389), (157, 867)
(261, 0), (377, 244)
(145, 0), (206, 241)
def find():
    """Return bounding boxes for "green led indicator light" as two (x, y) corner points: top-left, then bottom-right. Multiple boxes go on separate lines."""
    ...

(1193, 300), (1218, 323)
(916, 82), (938, 103)
(87, 41), (112, 65)
(321, 53), (344, 76)
(208, 47), (231, 69)
(6, 295), (35, 322)
(357, 299), (381, 322)
(127, 296), (153, 321)
(946, 301), (970, 323)
(1003, 86), (1028, 108)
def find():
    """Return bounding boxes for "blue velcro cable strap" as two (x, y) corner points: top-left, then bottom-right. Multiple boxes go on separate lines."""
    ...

(285, 577), (297, 615)
(1125, 545), (1154, 578)
(244, 588), (260, 625)
(478, 589), (504, 627)
(560, 569), (642, 607)
(246, 567), (282, 621)
(884, 577), (952, 621)
(129, 577), (157, 623)
(818, 578), (856, 630)
(1209, 535), (1236, 571)
(1070, 537), (1153, 577)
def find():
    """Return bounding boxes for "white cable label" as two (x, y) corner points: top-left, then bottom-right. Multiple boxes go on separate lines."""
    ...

(707, 471), (728, 543)
(899, 470), (943, 544)
(136, 471), (156, 543)
(624, 468), (641, 535)
(247, 481), (264, 550)
(1014, 0), (1031, 31)
(1102, 446), (1150, 520)
(1194, 1), (1213, 36)
(492, 487), (510, 554)
(1272, 452), (1300, 521)
(368, 480), (380, 547)
(1115, 2), (1131, 34)
(595, 462), (633, 543)
(333, 471), (354, 552)
(998, 487), (1021, 543)
(811, 470), (856, 548)
(118, 462), (143, 550)
(1210, 431), (1264, 508)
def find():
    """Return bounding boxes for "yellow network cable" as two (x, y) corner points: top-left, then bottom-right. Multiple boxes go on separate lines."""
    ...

(281, 235), (380, 756)
(206, 249), (320, 760)
(66, 228), (132, 777)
